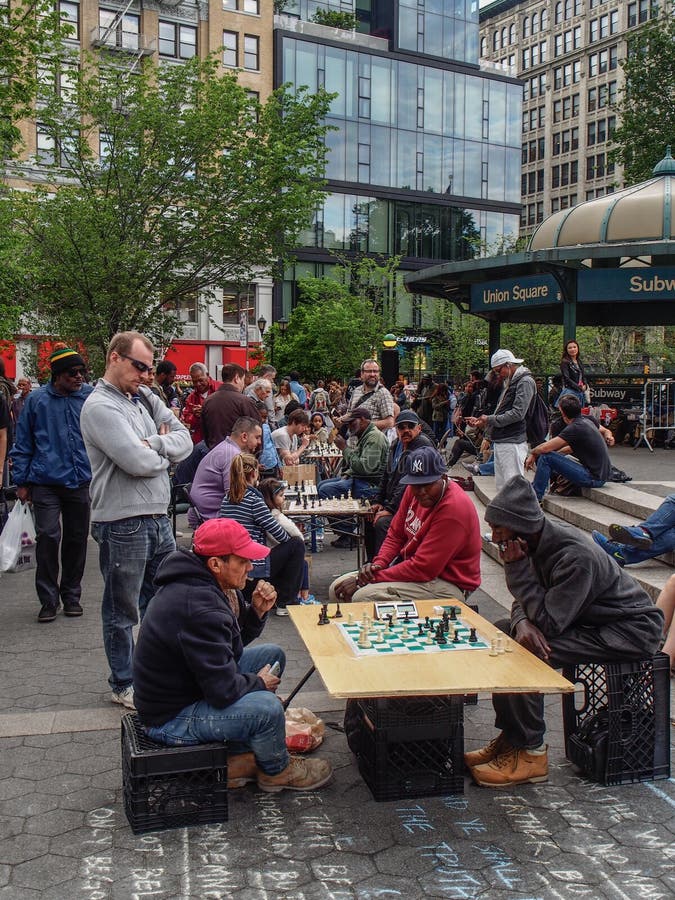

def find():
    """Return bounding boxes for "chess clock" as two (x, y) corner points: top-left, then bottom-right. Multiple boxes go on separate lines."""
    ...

(373, 600), (419, 622)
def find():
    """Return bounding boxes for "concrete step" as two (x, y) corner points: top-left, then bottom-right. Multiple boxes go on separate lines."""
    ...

(582, 483), (664, 520)
(467, 475), (672, 602)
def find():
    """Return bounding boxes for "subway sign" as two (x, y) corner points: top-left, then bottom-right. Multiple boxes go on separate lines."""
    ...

(578, 267), (675, 302)
(470, 275), (561, 312)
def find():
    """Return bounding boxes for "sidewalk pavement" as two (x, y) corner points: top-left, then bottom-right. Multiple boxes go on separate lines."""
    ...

(0, 444), (673, 899)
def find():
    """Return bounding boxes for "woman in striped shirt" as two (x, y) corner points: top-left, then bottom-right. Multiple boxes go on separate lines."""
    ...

(219, 454), (305, 616)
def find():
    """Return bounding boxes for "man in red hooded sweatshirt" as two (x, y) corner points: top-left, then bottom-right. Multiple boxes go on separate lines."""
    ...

(330, 446), (481, 604)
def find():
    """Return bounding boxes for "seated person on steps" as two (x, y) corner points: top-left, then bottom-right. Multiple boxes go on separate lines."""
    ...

(133, 518), (332, 793)
(331, 446), (481, 604)
(526, 395), (614, 501)
(465, 475), (664, 789)
(592, 492), (675, 567)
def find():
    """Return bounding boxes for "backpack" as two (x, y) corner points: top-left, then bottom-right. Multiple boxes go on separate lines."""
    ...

(526, 388), (549, 448)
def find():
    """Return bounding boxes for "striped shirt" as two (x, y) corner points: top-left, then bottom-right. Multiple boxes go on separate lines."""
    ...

(218, 486), (289, 578)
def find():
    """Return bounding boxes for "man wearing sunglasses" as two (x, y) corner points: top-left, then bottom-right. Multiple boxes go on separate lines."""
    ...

(10, 347), (93, 624)
(80, 331), (192, 710)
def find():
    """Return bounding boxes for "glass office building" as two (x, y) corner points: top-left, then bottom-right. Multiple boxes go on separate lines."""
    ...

(275, 1), (522, 325)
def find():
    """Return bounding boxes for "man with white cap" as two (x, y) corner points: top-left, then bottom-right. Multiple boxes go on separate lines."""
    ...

(133, 517), (333, 793)
(467, 349), (536, 490)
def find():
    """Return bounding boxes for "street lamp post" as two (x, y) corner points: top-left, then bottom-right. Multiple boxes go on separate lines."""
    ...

(381, 333), (399, 387)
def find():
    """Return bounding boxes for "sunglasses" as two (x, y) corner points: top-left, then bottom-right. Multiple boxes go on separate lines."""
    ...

(119, 353), (153, 374)
(396, 423), (415, 430)
(65, 367), (86, 377)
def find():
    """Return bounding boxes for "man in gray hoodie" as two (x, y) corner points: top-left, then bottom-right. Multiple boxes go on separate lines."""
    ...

(467, 349), (536, 490)
(80, 331), (192, 710)
(465, 475), (663, 788)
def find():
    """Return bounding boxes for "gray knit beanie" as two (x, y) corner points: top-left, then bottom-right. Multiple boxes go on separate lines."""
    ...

(485, 475), (544, 534)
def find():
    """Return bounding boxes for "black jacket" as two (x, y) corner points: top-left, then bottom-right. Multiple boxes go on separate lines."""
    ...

(133, 549), (267, 726)
(375, 433), (433, 514)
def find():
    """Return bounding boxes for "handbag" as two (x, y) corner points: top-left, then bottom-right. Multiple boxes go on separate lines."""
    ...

(0, 502), (36, 572)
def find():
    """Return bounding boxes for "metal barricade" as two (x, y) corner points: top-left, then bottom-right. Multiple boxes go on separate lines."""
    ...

(635, 379), (675, 451)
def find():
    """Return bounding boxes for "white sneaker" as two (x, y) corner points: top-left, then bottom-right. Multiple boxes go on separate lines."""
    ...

(111, 686), (136, 709)
(275, 607), (289, 617)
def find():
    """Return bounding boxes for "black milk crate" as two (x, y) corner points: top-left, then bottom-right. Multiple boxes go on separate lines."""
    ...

(562, 654), (670, 785)
(121, 713), (229, 834)
(356, 696), (464, 801)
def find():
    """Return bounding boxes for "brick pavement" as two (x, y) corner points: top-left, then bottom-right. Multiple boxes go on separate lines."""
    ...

(0, 445), (673, 899)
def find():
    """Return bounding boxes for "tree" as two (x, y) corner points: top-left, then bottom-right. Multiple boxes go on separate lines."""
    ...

(0, 0), (66, 159)
(2, 54), (333, 358)
(610, 14), (675, 184)
(270, 276), (383, 381)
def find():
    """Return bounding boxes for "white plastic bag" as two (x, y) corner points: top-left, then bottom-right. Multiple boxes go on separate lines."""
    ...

(0, 502), (36, 573)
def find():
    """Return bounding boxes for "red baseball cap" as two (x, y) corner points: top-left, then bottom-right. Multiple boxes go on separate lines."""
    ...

(193, 518), (270, 560)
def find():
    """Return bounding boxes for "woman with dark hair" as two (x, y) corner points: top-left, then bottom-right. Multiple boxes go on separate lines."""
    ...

(218, 454), (304, 616)
(274, 379), (298, 420)
(558, 339), (588, 406)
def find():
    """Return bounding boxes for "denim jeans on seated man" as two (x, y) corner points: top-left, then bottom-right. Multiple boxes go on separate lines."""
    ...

(92, 515), (175, 693)
(318, 476), (379, 534)
(532, 451), (605, 501)
(143, 643), (290, 775)
(596, 492), (675, 565)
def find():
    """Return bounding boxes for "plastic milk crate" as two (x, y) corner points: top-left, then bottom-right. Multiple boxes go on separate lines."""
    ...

(355, 696), (464, 801)
(562, 654), (670, 785)
(121, 714), (229, 834)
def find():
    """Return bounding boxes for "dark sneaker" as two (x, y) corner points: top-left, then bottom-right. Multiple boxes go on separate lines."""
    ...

(608, 523), (653, 550)
(464, 732), (513, 769)
(471, 747), (548, 787)
(591, 531), (625, 567)
(227, 752), (258, 788)
(63, 602), (83, 617)
(37, 604), (57, 623)
(257, 756), (333, 792)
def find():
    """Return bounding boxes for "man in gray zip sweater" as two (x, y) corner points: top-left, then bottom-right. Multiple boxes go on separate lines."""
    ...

(465, 475), (663, 788)
(467, 348), (536, 491)
(80, 331), (192, 709)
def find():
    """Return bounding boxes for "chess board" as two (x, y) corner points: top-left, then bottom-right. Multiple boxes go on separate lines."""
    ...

(337, 610), (490, 656)
(285, 497), (370, 514)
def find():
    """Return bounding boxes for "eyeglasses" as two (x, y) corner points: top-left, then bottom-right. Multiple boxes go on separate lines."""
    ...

(65, 367), (86, 377)
(362, 369), (379, 374)
(396, 423), (415, 430)
(119, 353), (153, 374)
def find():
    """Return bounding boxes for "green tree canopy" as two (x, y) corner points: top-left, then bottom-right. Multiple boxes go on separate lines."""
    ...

(611, 14), (675, 183)
(0, 0), (66, 158)
(2, 53), (333, 357)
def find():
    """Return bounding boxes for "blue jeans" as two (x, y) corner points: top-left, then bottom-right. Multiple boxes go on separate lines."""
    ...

(317, 476), (379, 501)
(615, 493), (675, 564)
(478, 458), (495, 476)
(92, 515), (175, 693)
(143, 644), (289, 775)
(532, 452), (605, 500)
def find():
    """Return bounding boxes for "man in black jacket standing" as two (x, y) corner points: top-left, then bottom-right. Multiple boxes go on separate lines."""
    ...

(133, 518), (332, 793)
(364, 410), (433, 559)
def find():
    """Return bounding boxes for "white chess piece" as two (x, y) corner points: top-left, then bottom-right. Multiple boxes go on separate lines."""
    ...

(489, 638), (499, 656)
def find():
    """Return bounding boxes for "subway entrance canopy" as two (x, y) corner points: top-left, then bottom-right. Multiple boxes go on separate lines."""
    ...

(404, 150), (675, 347)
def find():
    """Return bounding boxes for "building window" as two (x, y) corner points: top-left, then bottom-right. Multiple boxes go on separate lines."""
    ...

(522, 15), (530, 38)
(628, 0), (658, 27)
(223, 30), (237, 67)
(36, 124), (55, 165)
(243, 0), (259, 12)
(509, 23), (516, 43)
(222, 283), (256, 325)
(223, 0), (237, 7)
(59, 0), (80, 39)
(554, 1), (563, 24)
(159, 22), (197, 59)
(243, 34), (259, 70)
(480, 36), (487, 56)
(359, 75), (371, 119)
(98, 8), (140, 50)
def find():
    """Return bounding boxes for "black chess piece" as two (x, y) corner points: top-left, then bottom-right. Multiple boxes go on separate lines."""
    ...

(303, 495), (308, 510)
(418, 623), (424, 637)
(334, 602), (342, 619)
(318, 609), (327, 625)
(404, 610), (410, 621)
(319, 604), (330, 625)
(387, 614), (393, 628)
(425, 616), (430, 627)
(450, 606), (458, 621)
(453, 630), (460, 643)
(434, 624), (447, 645)
(311, 497), (315, 509)
(442, 611), (449, 633)
(469, 627), (477, 643)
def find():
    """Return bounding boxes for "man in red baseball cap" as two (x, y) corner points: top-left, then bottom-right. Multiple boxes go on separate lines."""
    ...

(132, 518), (332, 792)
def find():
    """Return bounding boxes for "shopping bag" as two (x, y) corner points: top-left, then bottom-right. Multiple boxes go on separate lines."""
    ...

(285, 707), (325, 752)
(0, 502), (36, 572)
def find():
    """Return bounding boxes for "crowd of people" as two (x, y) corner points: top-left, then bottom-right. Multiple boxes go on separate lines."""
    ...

(0, 333), (673, 795)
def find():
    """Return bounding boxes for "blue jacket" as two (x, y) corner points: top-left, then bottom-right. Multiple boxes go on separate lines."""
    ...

(10, 382), (93, 488)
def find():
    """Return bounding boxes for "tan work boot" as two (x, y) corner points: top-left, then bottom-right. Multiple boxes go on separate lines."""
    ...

(464, 732), (513, 769)
(471, 746), (548, 787)
(257, 756), (333, 793)
(227, 752), (257, 788)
